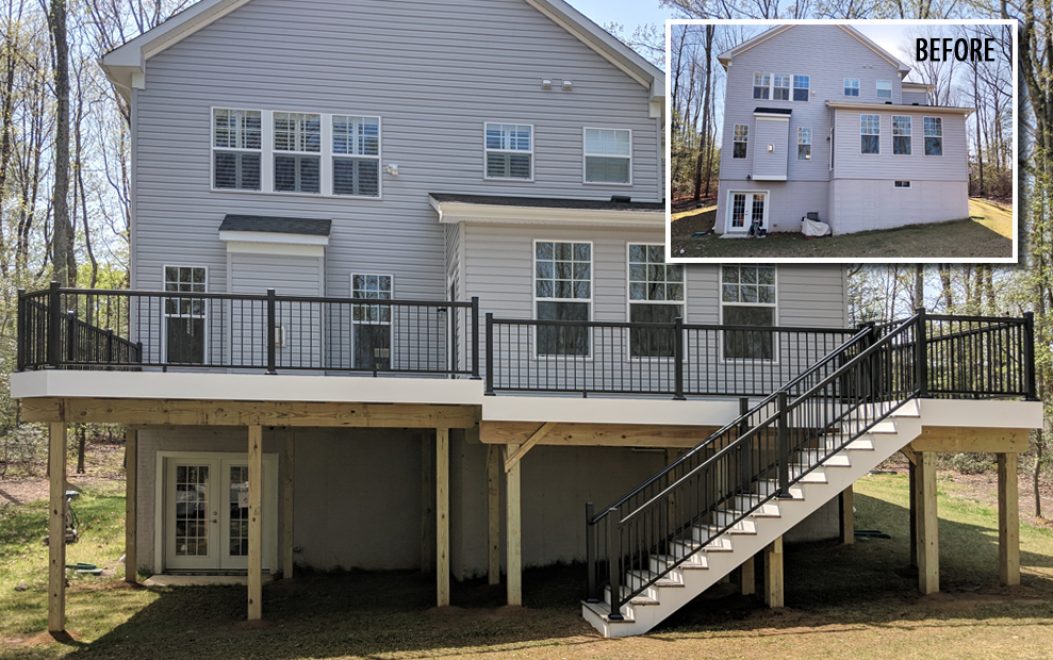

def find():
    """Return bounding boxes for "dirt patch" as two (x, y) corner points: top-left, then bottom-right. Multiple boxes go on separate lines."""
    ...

(948, 469), (1053, 530)
(0, 440), (126, 507)
(670, 207), (717, 255)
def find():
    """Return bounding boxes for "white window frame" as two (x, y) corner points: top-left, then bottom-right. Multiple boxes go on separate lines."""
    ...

(792, 74), (810, 102)
(350, 273), (395, 371)
(797, 127), (812, 161)
(625, 243), (686, 362)
(860, 114), (880, 155)
(732, 124), (749, 159)
(484, 122), (535, 182)
(162, 265), (209, 365)
(331, 115), (383, 199)
(892, 115), (912, 155)
(924, 116), (944, 156)
(724, 189), (769, 234)
(209, 107), (384, 199)
(210, 108), (263, 192)
(876, 80), (893, 99)
(753, 72), (772, 100)
(844, 78), (860, 97)
(772, 74), (790, 101)
(532, 239), (593, 360)
(719, 265), (779, 364)
(582, 127), (632, 185)
(272, 111), (323, 196)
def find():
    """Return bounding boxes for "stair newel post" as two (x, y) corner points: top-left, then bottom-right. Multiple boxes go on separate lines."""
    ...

(46, 281), (61, 368)
(470, 297), (481, 379)
(673, 316), (686, 400)
(585, 502), (598, 602)
(484, 313), (495, 395)
(1024, 311), (1038, 400)
(737, 396), (751, 493)
(266, 289), (277, 375)
(776, 391), (791, 499)
(607, 507), (624, 620)
(914, 307), (928, 397)
(65, 311), (77, 363)
(16, 289), (25, 372)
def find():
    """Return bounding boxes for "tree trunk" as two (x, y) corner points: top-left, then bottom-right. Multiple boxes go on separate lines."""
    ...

(48, 0), (75, 286)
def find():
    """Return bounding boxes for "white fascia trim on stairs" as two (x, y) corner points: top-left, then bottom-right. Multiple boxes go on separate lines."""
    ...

(916, 398), (1043, 429)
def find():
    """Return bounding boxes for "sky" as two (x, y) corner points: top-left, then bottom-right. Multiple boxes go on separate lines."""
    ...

(566, 0), (668, 34)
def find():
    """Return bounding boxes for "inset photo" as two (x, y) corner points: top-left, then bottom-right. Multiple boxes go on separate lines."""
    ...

(666, 20), (1017, 264)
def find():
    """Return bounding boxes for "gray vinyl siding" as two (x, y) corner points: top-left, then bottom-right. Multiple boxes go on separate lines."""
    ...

(751, 117), (790, 180)
(902, 89), (930, 105)
(131, 0), (660, 301)
(832, 109), (968, 181)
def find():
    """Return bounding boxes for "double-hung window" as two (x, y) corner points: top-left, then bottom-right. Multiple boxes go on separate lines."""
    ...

(584, 128), (631, 184)
(721, 265), (776, 361)
(164, 266), (207, 364)
(332, 116), (380, 197)
(797, 127), (811, 160)
(274, 112), (321, 193)
(793, 75), (810, 101)
(351, 274), (393, 370)
(844, 78), (860, 97)
(893, 115), (912, 155)
(860, 114), (880, 154)
(753, 73), (771, 100)
(877, 80), (892, 99)
(627, 244), (684, 358)
(535, 241), (591, 357)
(213, 109), (261, 190)
(485, 123), (533, 180)
(924, 117), (943, 156)
(732, 125), (748, 159)
(773, 74), (790, 100)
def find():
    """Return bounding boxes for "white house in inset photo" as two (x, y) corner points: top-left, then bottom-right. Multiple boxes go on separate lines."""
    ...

(714, 25), (974, 236)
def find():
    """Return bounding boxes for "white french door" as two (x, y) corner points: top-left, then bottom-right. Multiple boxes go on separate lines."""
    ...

(726, 191), (769, 233)
(163, 454), (277, 572)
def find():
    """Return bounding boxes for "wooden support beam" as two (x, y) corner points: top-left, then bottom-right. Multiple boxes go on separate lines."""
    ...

(839, 486), (855, 545)
(910, 428), (1030, 454)
(504, 422), (554, 473)
(282, 432), (295, 580)
(481, 421), (719, 448)
(420, 434), (435, 573)
(506, 443), (522, 606)
(247, 425), (263, 621)
(916, 451), (939, 595)
(125, 428), (138, 585)
(436, 429), (450, 607)
(20, 397), (480, 430)
(48, 422), (67, 633)
(998, 453), (1020, 587)
(740, 556), (756, 596)
(908, 461), (917, 568)
(763, 537), (784, 608)
(901, 445), (917, 465)
(486, 444), (501, 586)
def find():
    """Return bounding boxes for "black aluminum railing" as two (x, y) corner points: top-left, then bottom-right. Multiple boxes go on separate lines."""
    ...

(17, 283), (480, 378)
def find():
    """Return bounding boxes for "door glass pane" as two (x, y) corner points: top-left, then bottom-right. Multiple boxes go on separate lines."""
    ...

(731, 194), (746, 228)
(751, 194), (766, 226)
(229, 465), (249, 557)
(174, 464), (209, 556)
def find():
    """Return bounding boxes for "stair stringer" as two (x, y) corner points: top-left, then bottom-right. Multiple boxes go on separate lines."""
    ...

(582, 402), (923, 638)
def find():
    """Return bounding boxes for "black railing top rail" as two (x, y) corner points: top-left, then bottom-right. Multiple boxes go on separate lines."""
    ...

(490, 316), (856, 335)
(587, 323), (875, 526)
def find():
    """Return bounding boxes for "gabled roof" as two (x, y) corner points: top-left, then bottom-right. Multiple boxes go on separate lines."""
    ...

(717, 25), (911, 77)
(101, 0), (664, 102)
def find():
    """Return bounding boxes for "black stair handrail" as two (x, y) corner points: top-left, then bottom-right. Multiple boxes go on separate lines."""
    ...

(587, 314), (924, 618)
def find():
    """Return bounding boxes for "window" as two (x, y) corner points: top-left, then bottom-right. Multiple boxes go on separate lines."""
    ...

(273, 112), (321, 193)
(877, 80), (892, 99)
(535, 241), (591, 356)
(721, 265), (776, 360)
(773, 74), (790, 101)
(797, 127), (811, 160)
(733, 125), (748, 159)
(332, 115), (380, 197)
(893, 115), (912, 155)
(584, 128), (631, 184)
(924, 117), (943, 156)
(793, 75), (810, 101)
(351, 274), (393, 370)
(212, 109), (261, 190)
(844, 78), (860, 97)
(627, 244), (684, 358)
(164, 266), (207, 364)
(895, 180), (911, 188)
(753, 73), (771, 100)
(485, 123), (532, 180)
(860, 114), (880, 154)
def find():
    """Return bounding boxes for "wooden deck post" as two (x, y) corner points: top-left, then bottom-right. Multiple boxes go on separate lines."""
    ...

(763, 536), (784, 608)
(908, 461), (917, 568)
(486, 444), (501, 586)
(436, 428), (450, 607)
(998, 453), (1020, 586)
(247, 425), (263, 620)
(125, 427), (138, 585)
(48, 422), (67, 633)
(282, 432), (295, 580)
(839, 486), (855, 545)
(916, 451), (939, 595)
(421, 433), (435, 573)
(506, 443), (522, 606)
(740, 555), (756, 596)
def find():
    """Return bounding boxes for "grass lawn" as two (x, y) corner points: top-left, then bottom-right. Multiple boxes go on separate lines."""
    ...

(2, 472), (1052, 659)
(670, 198), (1015, 260)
